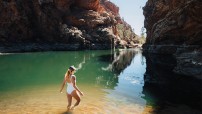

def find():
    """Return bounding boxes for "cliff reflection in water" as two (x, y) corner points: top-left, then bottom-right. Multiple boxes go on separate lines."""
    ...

(99, 49), (138, 74)
(95, 49), (138, 88)
(142, 53), (202, 114)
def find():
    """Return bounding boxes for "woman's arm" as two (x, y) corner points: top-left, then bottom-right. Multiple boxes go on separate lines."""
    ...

(60, 74), (67, 93)
(72, 76), (84, 96)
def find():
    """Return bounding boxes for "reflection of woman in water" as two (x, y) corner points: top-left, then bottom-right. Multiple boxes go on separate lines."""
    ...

(60, 66), (84, 110)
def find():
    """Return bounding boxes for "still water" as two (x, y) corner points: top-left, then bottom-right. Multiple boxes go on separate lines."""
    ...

(0, 49), (149, 114)
(0, 49), (201, 114)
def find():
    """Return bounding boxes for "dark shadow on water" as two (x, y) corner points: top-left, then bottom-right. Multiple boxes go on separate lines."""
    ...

(142, 53), (202, 114)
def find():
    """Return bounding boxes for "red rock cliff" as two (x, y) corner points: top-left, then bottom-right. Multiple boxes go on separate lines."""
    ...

(0, 0), (131, 52)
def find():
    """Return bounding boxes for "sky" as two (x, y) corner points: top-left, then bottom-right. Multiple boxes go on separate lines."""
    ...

(110, 0), (147, 36)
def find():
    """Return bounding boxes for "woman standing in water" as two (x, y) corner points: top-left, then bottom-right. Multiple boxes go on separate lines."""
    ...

(60, 66), (84, 110)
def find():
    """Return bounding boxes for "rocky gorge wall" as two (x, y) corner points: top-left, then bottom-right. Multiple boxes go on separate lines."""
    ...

(142, 0), (202, 111)
(143, 0), (202, 78)
(0, 0), (138, 52)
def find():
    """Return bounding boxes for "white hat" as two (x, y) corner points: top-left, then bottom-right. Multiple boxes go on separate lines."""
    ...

(69, 65), (76, 71)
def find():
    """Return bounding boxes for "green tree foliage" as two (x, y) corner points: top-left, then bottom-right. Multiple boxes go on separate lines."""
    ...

(139, 27), (146, 44)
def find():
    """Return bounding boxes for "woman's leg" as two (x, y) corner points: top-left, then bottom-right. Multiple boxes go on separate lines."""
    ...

(71, 90), (81, 109)
(67, 93), (72, 109)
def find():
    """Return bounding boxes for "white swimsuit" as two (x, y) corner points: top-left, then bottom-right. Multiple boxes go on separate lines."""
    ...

(66, 75), (75, 94)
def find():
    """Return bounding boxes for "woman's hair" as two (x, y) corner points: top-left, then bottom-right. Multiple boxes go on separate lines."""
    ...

(67, 70), (71, 78)
(66, 67), (75, 79)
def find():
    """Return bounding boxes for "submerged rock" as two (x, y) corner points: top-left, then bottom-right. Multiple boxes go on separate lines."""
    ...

(174, 50), (202, 79)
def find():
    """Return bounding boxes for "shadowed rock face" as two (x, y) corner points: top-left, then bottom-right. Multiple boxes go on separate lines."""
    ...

(143, 0), (202, 45)
(0, 0), (133, 52)
(142, 0), (202, 112)
(143, 0), (202, 78)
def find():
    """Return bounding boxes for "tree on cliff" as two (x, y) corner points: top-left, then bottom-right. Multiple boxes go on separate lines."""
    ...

(139, 27), (146, 44)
